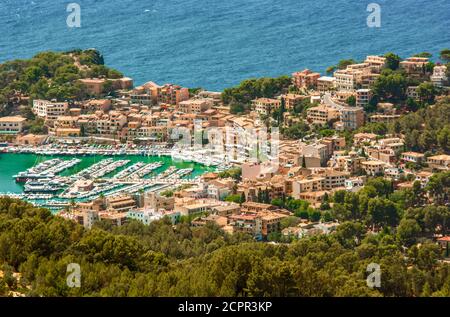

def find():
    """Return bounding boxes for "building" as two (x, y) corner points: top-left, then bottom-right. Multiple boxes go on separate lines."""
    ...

(306, 105), (340, 125)
(338, 106), (364, 130)
(401, 152), (425, 164)
(252, 98), (281, 116)
(334, 69), (356, 91)
(282, 94), (308, 111)
(400, 57), (429, 79)
(229, 211), (287, 240)
(406, 86), (420, 100)
(356, 89), (372, 108)
(364, 55), (386, 73)
(0, 116), (26, 134)
(292, 69), (321, 89)
(80, 77), (133, 96)
(317, 76), (336, 92)
(127, 208), (180, 225)
(431, 65), (448, 87)
(427, 154), (450, 171)
(32, 99), (69, 121)
(369, 114), (401, 124)
(144, 192), (175, 211)
(292, 176), (325, 197)
(177, 99), (212, 114)
(106, 195), (137, 212)
(361, 160), (386, 176)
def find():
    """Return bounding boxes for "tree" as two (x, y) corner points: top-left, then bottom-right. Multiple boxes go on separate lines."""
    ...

(384, 52), (401, 70)
(417, 82), (437, 104)
(346, 95), (356, 107)
(224, 194), (244, 204)
(414, 52), (432, 58)
(440, 49), (450, 62)
(372, 72), (407, 102)
(397, 218), (421, 246)
(367, 198), (399, 228)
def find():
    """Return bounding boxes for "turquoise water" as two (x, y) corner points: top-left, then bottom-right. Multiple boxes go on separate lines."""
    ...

(0, 0), (449, 90)
(0, 153), (214, 194)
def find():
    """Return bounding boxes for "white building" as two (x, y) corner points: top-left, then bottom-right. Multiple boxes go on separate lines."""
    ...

(32, 99), (68, 121)
(431, 65), (448, 87)
(0, 116), (27, 134)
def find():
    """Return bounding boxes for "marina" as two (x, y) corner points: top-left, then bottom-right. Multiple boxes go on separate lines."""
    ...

(0, 151), (219, 211)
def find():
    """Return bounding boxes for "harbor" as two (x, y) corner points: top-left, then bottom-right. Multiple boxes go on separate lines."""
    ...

(0, 151), (219, 211)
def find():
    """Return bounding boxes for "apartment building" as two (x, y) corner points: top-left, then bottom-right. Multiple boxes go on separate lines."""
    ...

(292, 69), (321, 89)
(177, 99), (212, 114)
(252, 98), (281, 116)
(282, 94), (308, 111)
(364, 55), (386, 73)
(306, 105), (340, 125)
(338, 106), (365, 130)
(292, 176), (325, 198)
(96, 111), (127, 135)
(334, 63), (372, 91)
(317, 76), (336, 92)
(400, 57), (429, 79)
(0, 116), (26, 134)
(131, 82), (189, 105)
(127, 209), (180, 225)
(299, 142), (331, 167)
(334, 69), (356, 91)
(361, 160), (386, 175)
(356, 89), (372, 108)
(32, 99), (69, 121)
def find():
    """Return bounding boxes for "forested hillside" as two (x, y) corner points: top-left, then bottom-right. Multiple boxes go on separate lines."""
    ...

(0, 196), (449, 297)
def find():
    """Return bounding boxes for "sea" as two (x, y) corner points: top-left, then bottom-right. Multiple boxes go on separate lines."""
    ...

(1, 0), (449, 91)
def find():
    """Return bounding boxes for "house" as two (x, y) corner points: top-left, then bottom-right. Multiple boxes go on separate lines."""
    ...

(401, 152), (425, 164)
(437, 236), (450, 257)
(427, 154), (450, 171)
(127, 208), (180, 225)
(0, 116), (26, 134)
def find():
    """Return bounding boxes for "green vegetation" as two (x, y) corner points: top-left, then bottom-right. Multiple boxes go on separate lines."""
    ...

(218, 168), (242, 181)
(0, 196), (449, 297)
(222, 76), (291, 114)
(384, 52), (401, 70)
(281, 121), (310, 140)
(440, 49), (450, 62)
(0, 49), (122, 117)
(372, 69), (407, 102)
(391, 98), (450, 152)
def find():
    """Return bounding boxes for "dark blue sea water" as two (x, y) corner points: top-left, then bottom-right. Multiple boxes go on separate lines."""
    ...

(1, 0), (449, 90)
